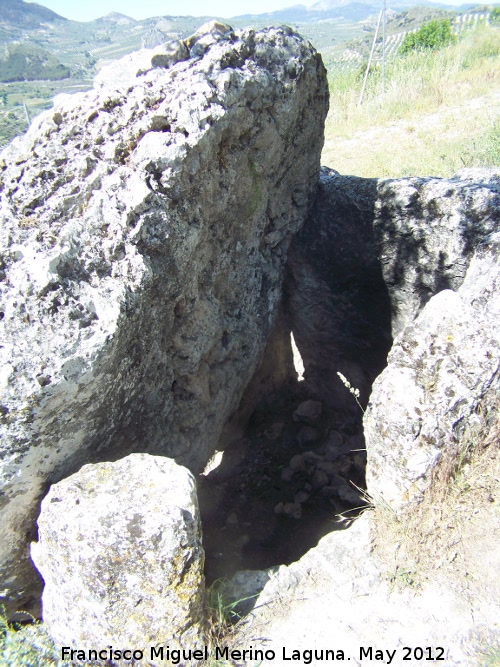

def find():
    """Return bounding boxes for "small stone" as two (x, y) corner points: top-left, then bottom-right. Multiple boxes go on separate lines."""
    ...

(226, 512), (238, 527)
(293, 399), (322, 424)
(294, 491), (310, 504)
(52, 112), (63, 126)
(274, 502), (284, 515)
(302, 450), (323, 465)
(35, 374), (52, 387)
(331, 455), (352, 477)
(151, 40), (189, 69)
(264, 421), (284, 440)
(337, 483), (362, 507)
(150, 116), (171, 132)
(289, 454), (305, 472)
(352, 452), (367, 472)
(297, 426), (319, 447)
(283, 502), (302, 519)
(326, 430), (344, 449)
(317, 461), (337, 477)
(311, 469), (329, 490)
(280, 467), (293, 483)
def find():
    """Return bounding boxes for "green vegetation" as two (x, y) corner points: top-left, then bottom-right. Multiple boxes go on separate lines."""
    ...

(207, 579), (256, 644)
(399, 18), (456, 54)
(490, 7), (500, 26)
(479, 645), (500, 667)
(0, 44), (70, 83)
(323, 22), (500, 177)
(0, 610), (71, 667)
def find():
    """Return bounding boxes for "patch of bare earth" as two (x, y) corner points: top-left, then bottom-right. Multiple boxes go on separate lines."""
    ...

(370, 438), (500, 659)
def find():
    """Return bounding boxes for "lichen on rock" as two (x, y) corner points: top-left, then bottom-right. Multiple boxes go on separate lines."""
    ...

(31, 453), (206, 655)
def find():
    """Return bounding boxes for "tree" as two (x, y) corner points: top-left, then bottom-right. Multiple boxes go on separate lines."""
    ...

(399, 19), (456, 55)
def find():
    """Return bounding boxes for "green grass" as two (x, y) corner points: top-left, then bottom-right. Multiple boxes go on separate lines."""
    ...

(478, 642), (500, 667)
(323, 22), (500, 177)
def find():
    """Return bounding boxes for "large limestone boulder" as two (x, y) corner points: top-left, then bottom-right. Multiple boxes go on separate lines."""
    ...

(365, 229), (500, 506)
(31, 454), (206, 655)
(0, 23), (328, 613)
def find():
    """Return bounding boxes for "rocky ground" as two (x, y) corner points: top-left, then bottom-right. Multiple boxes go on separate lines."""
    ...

(227, 437), (500, 666)
(198, 383), (367, 584)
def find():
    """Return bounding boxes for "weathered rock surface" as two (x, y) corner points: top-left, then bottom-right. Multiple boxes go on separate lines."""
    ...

(365, 228), (500, 507)
(229, 510), (500, 666)
(285, 167), (500, 409)
(0, 23), (328, 613)
(31, 453), (206, 655)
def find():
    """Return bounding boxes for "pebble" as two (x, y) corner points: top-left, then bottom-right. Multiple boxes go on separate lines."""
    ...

(311, 469), (329, 490)
(283, 502), (302, 519)
(226, 512), (238, 527)
(264, 421), (285, 440)
(332, 476), (362, 506)
(297, 426), (319, 448)
(294, 490), (310, 504)
(293, 399), (322, 424)
(316, 461), (337, 477)
(302, 451), (323, 465)
(289, 454), (305, 472)
(332, 456), (352, 476)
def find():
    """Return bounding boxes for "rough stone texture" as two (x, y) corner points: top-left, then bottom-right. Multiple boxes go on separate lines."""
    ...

(285, 168), (500, 409)
(0, 23), (328, 613)
(31, 454), (206, 654)
(229, 512), (499, 666)
(365, 229), (500, 507)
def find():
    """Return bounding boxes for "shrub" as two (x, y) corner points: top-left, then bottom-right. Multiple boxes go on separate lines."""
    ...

(400, 19), (456, 55)
(490, 7), (500, 26)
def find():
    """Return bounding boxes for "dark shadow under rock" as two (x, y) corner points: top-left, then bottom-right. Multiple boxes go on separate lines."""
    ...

(284, 168), (393, 409)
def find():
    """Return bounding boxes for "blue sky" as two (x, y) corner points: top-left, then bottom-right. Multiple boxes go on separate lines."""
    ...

(36, 0), (467, 22)
(36, 0), (313, 21)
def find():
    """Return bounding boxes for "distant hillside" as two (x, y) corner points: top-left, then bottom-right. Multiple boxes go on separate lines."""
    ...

(92, 12), (138, 26)
(235, 2), (382, 22)
(233, 0), (457, 23)
(0, 0), (66, 29)
(0, 44), (70, 82)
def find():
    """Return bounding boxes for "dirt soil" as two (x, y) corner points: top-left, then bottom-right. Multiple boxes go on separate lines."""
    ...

(225, 434), (500, 667)
(198, 384), (367, 585)
(370, 437), (500, 656)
